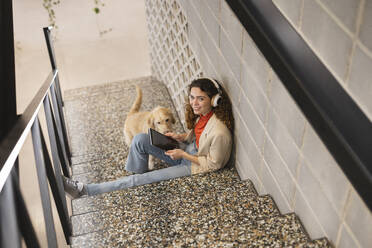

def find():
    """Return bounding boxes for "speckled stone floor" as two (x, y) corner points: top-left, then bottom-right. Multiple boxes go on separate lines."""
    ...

(64, 76), (332, 247)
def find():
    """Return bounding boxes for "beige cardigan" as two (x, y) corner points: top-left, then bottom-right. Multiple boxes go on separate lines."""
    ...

(185, 114), (232, 175)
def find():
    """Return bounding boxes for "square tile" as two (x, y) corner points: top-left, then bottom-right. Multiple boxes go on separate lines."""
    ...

(266, 107), (301, 176)
(235, 139), (254, 179)
(195, 26), (221, 74)
(294, 189), (326, 239)
(241, 63), (269, 124)
(219, 28), (242, 82)
(260, 160), (292, 213)
(263, 135), (296, 206)
(242, 31), (270, 94)
(320, 0), (361, 32)
(270, 72), (306, 148)
(238, 96), (266, 152)
(188, 25), (203, 64)
(359, 0), (372, 51)
(205, 0), (220, 19)
(337, 223), (361, 248)
(348, 45), (372, 119)
(301, 124), (350, 214)
(302, 0), (353, 81)
(235, 113), (263, 175)
(220, 0), (243, 53)
(199, 56), (218, 80)
(297, 158), (342, 242)
(199, 0), (220, 45)
(188, 1), (203, 40)
(222, 74), (241, 102)
(344, 187), (372, 248)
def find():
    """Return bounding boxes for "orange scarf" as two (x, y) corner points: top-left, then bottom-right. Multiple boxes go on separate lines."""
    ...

(195, 111), (213, 148)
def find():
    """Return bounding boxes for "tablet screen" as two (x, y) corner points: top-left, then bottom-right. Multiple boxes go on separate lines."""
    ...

(148, 128), (180, 150)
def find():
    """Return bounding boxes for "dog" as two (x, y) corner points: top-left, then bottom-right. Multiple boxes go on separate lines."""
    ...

(124, 85), (176, 170)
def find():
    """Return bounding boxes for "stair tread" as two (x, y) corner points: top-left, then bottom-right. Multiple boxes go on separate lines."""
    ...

(71, 192), (278, 236)
(72, 169), (268, 215)
(70, 213), (308, 247)
(64, 76), (154, 100)
(71, 168), (280, 236)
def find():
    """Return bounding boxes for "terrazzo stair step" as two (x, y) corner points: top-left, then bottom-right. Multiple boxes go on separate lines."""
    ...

(71, 162), (93, 175)
(70, 213), (308, 247)
(70, 164), (129, 185)
(294, 237), (332, 247)
(70, 168), (268, 216)
(71, 153), (110, 166)
(63, 76), (155, 101)
(70, 192), (279, 236)
(70, 151), (133, 180)
(69, 169), (280, 237)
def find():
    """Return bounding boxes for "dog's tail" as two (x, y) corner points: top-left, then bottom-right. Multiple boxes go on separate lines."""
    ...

(129, 85), (142, 114)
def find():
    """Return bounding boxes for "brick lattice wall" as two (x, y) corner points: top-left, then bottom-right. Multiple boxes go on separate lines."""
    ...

(145, 0), (203, 127)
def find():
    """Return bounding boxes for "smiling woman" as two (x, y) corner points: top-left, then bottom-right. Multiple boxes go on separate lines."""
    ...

(185, 78), (234, 132)
(62, 77), (234, 198)
(189, 87), (212, 116)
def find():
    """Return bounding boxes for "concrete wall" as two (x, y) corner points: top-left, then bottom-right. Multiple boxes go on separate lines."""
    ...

(274, 0), (372, 120)
(145, 0), (372, 247)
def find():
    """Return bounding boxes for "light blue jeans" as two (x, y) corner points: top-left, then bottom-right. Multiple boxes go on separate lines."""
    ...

(85, 133), (197, 196)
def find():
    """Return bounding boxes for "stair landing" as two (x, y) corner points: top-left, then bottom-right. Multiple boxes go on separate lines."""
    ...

(64, 76), (331, 247)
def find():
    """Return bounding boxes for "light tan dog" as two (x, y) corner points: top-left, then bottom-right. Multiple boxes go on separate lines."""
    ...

(124, 85), (176, 170)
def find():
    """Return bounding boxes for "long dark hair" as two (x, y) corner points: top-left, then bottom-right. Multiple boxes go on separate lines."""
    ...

(185, 78), (234, 131)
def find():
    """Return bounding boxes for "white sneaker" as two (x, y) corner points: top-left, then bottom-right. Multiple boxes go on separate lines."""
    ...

(62, 176), (87, 199)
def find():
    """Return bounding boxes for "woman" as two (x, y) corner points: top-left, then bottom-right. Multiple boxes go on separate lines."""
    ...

(63, 78), (234, 198)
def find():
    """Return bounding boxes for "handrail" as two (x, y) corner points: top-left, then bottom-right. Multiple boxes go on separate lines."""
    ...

(226, 0), (372, 211)
(0, 70), (57, 191)
(0, 26), (72, 247)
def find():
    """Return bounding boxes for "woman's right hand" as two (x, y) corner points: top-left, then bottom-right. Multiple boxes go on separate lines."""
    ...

(165, 132), (186, 142)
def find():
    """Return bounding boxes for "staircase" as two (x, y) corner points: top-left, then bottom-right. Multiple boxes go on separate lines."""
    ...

(64, 76), (332, 247)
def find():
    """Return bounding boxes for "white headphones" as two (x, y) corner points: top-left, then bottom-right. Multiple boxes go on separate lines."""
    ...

(202, 77), (222, 107)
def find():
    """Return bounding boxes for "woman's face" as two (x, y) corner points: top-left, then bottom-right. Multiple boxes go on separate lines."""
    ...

(189, 87), (212, 116)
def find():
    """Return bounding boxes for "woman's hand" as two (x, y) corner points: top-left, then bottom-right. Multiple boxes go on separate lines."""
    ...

(165, 149), (185, 160)
(165, 132), (186, 142)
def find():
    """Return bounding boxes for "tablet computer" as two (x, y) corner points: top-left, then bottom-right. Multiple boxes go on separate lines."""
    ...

(148, 128), (186, 150)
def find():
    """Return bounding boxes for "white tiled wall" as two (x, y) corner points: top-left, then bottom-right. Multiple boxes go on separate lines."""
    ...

(145, 0), (372, 247)
(274, 0), (372, 120)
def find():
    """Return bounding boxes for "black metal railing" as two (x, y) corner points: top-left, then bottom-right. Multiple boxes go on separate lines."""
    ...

(226, 0), (372, 211)
(0, 27), (72, 247)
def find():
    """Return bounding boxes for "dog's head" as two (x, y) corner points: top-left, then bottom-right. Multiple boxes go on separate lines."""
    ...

(148, 107), (176, 134)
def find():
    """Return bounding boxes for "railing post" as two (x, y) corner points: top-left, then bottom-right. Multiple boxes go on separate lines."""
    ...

(43, 27), (71, 163)
(43, 27), (63, 105)
(39, 124), (71, 245)
(44, 93), (70, 177)
(50, 84), (72, 166)
(31, 118), (58, 247)
(0, 167), (22, 248)
(12, 160), (41, 248)
(43, 27), (57, 71)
